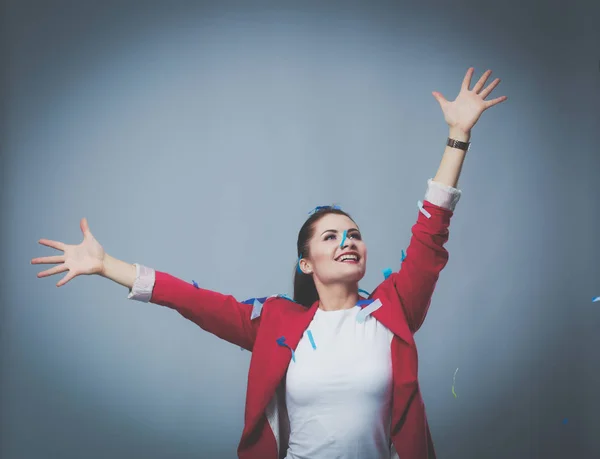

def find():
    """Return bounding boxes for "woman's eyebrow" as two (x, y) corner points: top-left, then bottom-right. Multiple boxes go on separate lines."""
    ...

(320, 228), (359, 236)
(320, 229), (338, 236)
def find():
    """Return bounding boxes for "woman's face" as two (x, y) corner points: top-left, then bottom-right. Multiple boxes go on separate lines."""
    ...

(301, 213), (367, 286)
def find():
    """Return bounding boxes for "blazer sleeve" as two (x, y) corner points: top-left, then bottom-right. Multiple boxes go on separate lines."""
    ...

(127, 264), (260, 350)
(387, 179), (461, 333)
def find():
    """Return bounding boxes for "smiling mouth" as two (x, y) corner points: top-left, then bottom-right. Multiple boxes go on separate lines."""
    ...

(336, 254), (360, 263)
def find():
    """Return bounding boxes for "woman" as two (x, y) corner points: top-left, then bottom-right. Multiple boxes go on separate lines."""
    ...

(32, 67), (506, 459)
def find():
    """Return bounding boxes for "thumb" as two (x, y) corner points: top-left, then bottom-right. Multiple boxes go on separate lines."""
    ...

(80, 217), (92, 237)
(432, 91), (447, 107)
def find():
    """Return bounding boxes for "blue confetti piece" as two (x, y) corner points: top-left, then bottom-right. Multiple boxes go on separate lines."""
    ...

(356, 299), (383, 323)
(192, 280), (199, 289)
(356, 299), (374, 307)
(562, 418), (568, 424)
(401, 249), (406, 262)
(277, 293), (295, 302)
(307, 330), (317, 350)
(358, 288), (371, 297)
(308, 204), (342, 215)
(593, 297), (600, 303)
(383, 268), (392, 279)
(276, 336), (296, 362)
(340, 229), (347, 248)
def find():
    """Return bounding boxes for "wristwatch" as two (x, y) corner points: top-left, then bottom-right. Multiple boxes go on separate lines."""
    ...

(447, 137), (471, 152)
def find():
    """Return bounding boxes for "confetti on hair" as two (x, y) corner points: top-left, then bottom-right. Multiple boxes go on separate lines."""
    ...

(276, 336), (296, 362)
(452, 367), (459, 398)
(383, 268), (392, 280)
(418, 200), (432, 219)
(358, 288), (371, 297)
(593, 296), (600, 303)
(356, 299), (382, 323)
(192, 280), (199, 289)
(307, 330), (317, 350)
(308, 204), (342, 215)
(340, 229), (347, 248)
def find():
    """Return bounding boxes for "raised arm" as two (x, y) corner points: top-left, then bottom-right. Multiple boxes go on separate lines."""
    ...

(391, 67), (507, 332)
(388, 182), (458, 333)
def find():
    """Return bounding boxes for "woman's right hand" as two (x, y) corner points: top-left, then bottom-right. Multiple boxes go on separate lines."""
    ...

(31, 218), (106, 287)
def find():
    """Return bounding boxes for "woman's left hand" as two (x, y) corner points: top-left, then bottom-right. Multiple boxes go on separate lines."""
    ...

(432, 67), (507, 135)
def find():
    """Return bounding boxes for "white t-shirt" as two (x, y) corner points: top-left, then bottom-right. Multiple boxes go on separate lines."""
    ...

(284, 305), (394, 459)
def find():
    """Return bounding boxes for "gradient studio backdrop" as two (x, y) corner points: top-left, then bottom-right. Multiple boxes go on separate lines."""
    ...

(2, 0), (599, 458)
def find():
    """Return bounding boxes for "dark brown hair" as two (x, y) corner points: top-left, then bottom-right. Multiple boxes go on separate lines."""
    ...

(293, 207), (356, 307)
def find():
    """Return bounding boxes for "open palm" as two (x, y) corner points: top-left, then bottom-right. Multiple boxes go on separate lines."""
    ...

(31, 218), (105, 287)
(432, 67), (507, 133)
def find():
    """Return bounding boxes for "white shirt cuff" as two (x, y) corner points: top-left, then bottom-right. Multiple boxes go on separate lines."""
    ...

(424, 178), (462, 211)
(127, 263), (156, 303)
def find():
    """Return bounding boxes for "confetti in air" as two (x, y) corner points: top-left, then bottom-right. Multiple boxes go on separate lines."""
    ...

(593, 297), (600, 303)
(192, 280), (199, 289)
(452, 367), (459, 398)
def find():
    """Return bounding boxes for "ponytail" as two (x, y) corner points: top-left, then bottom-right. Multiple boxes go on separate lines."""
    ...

(293, 264), (319, 307)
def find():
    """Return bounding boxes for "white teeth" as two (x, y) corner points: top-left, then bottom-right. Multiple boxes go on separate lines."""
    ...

(339, 255), (358, 262)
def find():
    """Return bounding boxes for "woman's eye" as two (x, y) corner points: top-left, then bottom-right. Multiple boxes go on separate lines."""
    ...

(349, 233), (362, 240)
(325, 234), (336, 240)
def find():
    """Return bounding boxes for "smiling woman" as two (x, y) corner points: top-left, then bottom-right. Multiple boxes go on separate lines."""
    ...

(31, 67), (507, 459)
(294, 209), (367, 309)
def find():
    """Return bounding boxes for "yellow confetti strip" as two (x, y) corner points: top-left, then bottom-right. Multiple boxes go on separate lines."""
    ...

(452, 367), (459, 398)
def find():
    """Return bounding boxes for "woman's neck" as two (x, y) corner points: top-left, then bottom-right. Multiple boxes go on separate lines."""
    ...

(316, 283), (359, 311)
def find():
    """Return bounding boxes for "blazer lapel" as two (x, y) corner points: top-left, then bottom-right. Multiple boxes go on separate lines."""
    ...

(370, 289), (414, 346)
(245, 300), (319, 431)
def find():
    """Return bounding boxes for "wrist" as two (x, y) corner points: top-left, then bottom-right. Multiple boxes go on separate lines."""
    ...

(448, 127), (471, 142)
(99, 253), (111, 278)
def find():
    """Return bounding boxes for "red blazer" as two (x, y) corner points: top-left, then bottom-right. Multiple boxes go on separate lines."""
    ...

(149, 200), (453, 459)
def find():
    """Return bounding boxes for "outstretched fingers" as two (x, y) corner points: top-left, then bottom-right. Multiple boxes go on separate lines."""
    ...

(479, 77), (501, 99)
(38, 239), (66, 251)
(56, 271), (76, 287)
(461, 67), (475, 92)
(472, 69), (492, 93)
(484, 95), (508, 108)
(37, 264), (68, 278)
(31, 255), (65, 265)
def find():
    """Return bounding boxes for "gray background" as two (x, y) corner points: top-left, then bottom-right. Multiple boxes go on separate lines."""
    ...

(2, 0), (599, 458)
